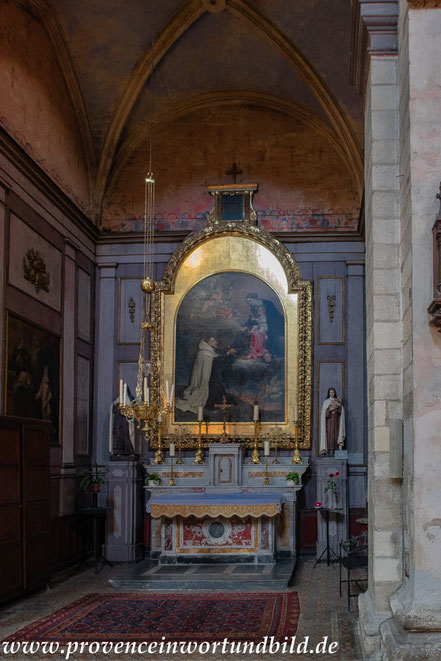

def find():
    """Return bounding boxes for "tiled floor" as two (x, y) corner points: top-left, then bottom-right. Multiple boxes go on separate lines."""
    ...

(0, 558), (364, 660)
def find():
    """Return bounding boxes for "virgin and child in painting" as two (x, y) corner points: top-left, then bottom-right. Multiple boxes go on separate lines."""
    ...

(174, 273), (285, 422)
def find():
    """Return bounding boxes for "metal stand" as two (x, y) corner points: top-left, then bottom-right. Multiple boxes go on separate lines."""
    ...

(80, 506), (114, 574)
(313, 508), (339, 567)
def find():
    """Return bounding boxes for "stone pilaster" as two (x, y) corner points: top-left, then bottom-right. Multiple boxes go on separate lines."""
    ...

(59, 240), (77, 515)
(378, 3), (441, 658)
(358, 4), (403, 653)
(94, 263), (118, 469)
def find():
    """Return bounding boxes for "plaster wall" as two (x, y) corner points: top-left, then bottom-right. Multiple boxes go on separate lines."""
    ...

(0, 2), (90, 215)
(102, 107), (360, 234)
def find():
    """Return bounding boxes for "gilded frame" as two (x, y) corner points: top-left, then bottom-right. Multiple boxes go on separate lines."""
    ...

(150, 222), (313, 449)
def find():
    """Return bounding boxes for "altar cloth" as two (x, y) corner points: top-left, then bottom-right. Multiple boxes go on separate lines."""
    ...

(147, 493), (283, 519)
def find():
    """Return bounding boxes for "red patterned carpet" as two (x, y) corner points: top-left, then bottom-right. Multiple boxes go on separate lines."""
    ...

(4, 592), (299, 643)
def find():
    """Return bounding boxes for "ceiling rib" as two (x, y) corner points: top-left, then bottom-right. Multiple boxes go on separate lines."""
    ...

(94, 0), (205, 221)
(96, 0), (363, 220)
(23, 0), (96, 211)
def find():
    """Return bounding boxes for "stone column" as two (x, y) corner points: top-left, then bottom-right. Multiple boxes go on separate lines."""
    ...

(59, 240), (77, 515)
(354, 3), (404, 657)
(379, 3), (441, 658)
(94, 263), (118, 469)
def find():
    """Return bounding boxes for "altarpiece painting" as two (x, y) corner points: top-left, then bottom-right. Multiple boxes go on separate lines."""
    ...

(174, 272), (285, 423)
(150, 223), (312, 448)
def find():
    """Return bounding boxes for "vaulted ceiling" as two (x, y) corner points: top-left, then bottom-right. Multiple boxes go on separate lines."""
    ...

(1, 0), (363, 228)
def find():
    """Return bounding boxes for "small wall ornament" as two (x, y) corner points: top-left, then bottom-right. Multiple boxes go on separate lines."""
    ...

(128, 297), (136, 323)
(23, 248), (50, 293)
(327, 294), (336, 323)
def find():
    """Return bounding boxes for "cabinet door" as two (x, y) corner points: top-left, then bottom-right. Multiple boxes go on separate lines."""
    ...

(23, 423), (49, 591)
(0, 421), (23, 602)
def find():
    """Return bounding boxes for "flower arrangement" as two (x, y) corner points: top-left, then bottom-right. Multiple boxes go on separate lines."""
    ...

(145, 472), (161, 486)
(285, 472), (300, 485)
(324, 470), (339, 496)
(79, 463), (107, 493)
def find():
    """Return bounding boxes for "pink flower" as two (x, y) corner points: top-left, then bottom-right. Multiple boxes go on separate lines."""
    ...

(314, 501), (322, 508)
(329, 473), (334, 478)
(335, 471), (339, 476)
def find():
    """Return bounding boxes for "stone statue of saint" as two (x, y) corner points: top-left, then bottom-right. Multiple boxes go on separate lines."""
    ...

(319, 387), (345, 455)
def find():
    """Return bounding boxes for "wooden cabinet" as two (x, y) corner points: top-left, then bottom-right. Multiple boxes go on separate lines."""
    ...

(0, 416), (50, 603)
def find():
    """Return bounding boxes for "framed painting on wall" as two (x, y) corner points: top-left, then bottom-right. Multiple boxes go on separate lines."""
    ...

(4, 312), (62, 445)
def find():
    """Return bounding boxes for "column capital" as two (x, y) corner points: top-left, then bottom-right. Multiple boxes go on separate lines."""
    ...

(350, 0), (399, 95)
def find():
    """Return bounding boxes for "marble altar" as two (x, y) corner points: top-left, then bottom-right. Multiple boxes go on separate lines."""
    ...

(144, 443), (308, 564)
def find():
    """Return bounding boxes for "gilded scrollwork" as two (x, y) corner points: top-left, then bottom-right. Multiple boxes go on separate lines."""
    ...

(23, 248), (50, 293)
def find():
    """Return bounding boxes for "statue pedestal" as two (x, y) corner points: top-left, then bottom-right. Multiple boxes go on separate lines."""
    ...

(316, 458), (348, 561)
(104, 461), (144, 562)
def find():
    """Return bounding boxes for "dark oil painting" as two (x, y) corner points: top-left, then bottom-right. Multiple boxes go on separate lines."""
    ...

(6, 314), (61, 443)
(174, 273), (285, 423)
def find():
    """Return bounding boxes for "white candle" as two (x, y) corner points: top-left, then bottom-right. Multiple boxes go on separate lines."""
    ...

(169, 443), (175, 457)
(158, 413), (162, 423)
(264, 440), (270, 456)
(166, 380), (170, 405)
(198, 406), (203, 421)
(253, 404), (259, 421)
(144, 377), (148, 402)
(293, 405), (299, 422)
(146, 386), (150, 406)
(123, 383), (127, 406)
(170, 384), (175, 406)
(119, 379), (123, 402)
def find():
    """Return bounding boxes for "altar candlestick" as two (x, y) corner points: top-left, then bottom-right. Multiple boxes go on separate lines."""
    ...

(253, 404), (259, 421)
(198, 406), (203, 422)
(264, 440), (270, 456)
(169, 442), (175, 457)
(293, 405), (298, 422)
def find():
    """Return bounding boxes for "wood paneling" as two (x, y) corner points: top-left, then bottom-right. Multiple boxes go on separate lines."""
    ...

(0, 416), (49, 603)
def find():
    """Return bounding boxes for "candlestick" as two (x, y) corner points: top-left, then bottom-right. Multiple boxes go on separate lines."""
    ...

(291, 420), (302, 464)
(250, 419), (261, 464)
(168, 454), (176, 486)
(153, 415), (164, 464)
(263, 455), (270, 485)
(194, 421), (205, 464)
